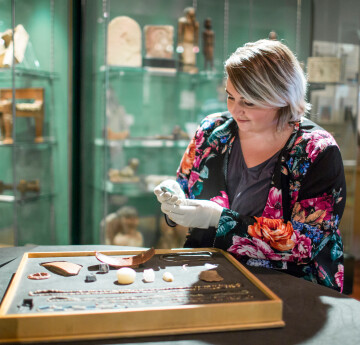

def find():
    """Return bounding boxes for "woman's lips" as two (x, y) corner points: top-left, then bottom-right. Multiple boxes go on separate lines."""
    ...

(236, 118), (249, 122)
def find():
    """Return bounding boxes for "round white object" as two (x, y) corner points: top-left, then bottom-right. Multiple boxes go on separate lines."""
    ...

(117, 267), (136, 284)
(143, 269), (155, 283)
(162, 271), (174, 282)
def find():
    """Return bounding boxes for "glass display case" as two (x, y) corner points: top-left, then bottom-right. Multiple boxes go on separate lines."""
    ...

(80, 0), (314, 248)
(0, 0), (70, 246)
(306, 0), (359, 256)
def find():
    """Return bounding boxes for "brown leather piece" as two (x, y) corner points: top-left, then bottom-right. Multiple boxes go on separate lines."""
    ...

(95, 247), (155, 268)
(41, 261), (83, 276)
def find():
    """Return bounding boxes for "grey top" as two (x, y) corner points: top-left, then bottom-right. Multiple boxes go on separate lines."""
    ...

(227, 134), (280, 217)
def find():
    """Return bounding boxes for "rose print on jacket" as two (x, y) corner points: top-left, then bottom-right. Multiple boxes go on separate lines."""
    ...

(247, 217), (295, 251)
(262, 187), (283, 218)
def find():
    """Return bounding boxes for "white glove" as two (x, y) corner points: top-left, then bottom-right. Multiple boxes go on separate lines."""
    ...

(161, 199), (223, 229)
(154, 179), (185, 205)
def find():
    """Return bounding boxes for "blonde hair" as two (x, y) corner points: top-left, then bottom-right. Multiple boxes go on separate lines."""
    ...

(225, 39), (311, 130)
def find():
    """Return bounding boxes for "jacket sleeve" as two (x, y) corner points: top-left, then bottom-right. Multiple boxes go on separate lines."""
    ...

(214, 144), (346, 266)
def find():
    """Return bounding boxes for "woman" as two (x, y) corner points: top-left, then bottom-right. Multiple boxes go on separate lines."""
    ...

(154, 39), (346, 292)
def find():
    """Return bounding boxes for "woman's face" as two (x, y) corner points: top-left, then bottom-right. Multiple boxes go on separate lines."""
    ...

(226, 79), (279, 134)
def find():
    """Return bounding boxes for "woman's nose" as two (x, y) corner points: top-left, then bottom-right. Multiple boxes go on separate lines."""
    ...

(230, 102), (245, 115)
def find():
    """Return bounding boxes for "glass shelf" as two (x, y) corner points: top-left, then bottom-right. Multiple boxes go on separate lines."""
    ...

(94, 138), (190, 148)
(0, 138), (57, 148)
(0, 192), (55, 203)
(0, 66), (58, 80)
(97, 65), (225, 82)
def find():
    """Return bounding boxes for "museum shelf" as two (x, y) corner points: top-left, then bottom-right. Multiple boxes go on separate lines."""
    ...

(94, 138), (189, 149)
(0, 67), (58, 81)
(0, 0), (70, 246)
(0, 138), (57, 147)
(0, 193), (55, 203)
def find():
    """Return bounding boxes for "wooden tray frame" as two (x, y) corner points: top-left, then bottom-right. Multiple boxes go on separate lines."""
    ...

(0, 248), (284, 343)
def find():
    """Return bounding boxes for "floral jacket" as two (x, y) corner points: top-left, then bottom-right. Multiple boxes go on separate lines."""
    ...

(177, 112), (346, 292)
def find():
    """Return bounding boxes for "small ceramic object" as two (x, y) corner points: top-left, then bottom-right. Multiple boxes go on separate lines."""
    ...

(117, 267), (136, 284)
(162, 271), (174, 282)
(143, 268), (155, 283)
(27, 272), (51, 280)
(199, 269), (223, 282)
(41, 261), (83, 276)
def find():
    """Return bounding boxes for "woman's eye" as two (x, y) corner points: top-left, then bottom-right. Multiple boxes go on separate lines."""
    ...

(244, 101), (254, 107)
(227, 95), (234, 101)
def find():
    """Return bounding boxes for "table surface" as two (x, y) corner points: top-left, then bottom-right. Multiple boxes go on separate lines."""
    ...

(1, 245), (360, 345)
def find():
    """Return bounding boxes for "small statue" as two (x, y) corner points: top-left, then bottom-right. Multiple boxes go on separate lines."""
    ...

(0, 179), (40, 197)
(177, 7), (199, 73)
(0, 25), (29, 68)
(108, 158), (140, 183)
(156, 217), (188, 249)
(268, 30), (278, 40)
(202, 18), (214, 70)
(155, 125), (189, 140)
(103, 206), (143, 247)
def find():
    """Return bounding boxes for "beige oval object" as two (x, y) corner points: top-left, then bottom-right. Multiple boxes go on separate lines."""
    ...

(162, 271), (174, 282)
(117, 267), (136, 284)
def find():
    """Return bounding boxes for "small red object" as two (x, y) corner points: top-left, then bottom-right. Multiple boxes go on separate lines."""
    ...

(27, 272), (51, 280)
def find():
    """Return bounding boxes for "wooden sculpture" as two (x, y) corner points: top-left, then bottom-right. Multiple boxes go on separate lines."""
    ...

(0, 87), (44, 144)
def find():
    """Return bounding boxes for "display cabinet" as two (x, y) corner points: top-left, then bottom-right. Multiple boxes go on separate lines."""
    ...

(306, 0), (359, 256)
(80, 0), (313, 247)
(0, 0), (70, 246)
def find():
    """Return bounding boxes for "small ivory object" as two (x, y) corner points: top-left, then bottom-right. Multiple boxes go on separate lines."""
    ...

(117, 267), (136, 284)
(143, 269), (155, 283)
(162, 272), (174, 282)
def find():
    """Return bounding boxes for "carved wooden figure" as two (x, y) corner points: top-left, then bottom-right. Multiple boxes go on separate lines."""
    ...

(202, 18), (214, 70)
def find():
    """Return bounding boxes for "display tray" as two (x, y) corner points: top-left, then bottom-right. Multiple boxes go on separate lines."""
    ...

(0, 248), (284, 343)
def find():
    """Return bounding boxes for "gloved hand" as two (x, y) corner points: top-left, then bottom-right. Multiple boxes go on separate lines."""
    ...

(154, 179), (185, 205)
(161, 199), (223, 229)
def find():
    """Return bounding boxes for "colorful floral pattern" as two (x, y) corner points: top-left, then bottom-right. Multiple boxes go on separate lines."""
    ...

(177, 113), (346, 292)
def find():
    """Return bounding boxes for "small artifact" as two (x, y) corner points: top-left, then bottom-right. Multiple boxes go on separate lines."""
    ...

(17, 180), (40, 196)
(107, 16), (142, 67)
(144, 25), (174, 59)
(155, 125), (189, 140)
(95, 247), (155, 268)
(19, 298), (33, 310)
(107, 128), (129, 141)
(103, 206), (143, 247)
(143, 269), (155, 283)
(27, 272), (50, 280)
(0, 179), (40, 196)
(202, 18), (214, 70)
(199, 269), (224, 282)
(85, 274), (97, 283)
(108, 158), (140, 183)
(98, 263), (109, 273)
(162, 272), (174, 282)
(41, 261), (83, 276)
(0, 24), (29, 68)
(177, 7), (199, 73)
(268, 30), (278, 40)
(117, 267), (136, 285)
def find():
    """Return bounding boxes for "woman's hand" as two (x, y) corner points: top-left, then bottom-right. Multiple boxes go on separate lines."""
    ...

(161, 199), (223, 229)
(153, 179), (185, 205)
